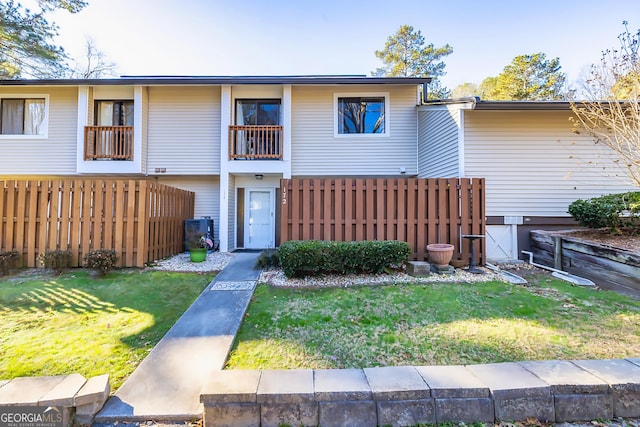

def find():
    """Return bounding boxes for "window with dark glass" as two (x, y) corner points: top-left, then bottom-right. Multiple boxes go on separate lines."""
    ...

(1, 98), (46, 135)
(96, 100), (134, 126)
(235, 99), (281, 125)
(337, 97), (385, 134)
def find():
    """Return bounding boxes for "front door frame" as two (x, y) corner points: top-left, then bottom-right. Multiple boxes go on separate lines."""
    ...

(244, 187), (275, 249)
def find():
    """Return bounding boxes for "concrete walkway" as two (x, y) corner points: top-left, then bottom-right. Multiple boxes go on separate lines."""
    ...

(95, 252), (261, 423)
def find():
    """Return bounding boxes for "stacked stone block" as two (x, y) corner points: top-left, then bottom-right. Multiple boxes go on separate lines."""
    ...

(0, 373), (110, 426)
(200, 359), (640, 427)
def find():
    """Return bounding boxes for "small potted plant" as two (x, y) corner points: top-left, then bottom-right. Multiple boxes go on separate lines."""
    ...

(185, 230), (208, 262)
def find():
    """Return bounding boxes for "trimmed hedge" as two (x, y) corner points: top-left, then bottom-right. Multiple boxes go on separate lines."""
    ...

(568, 191), (640, 232)
(38, 249), (72, 275)
(277, 240), (411, 278)
(0, 250), (19, 275)
(84, 249), (119, 276)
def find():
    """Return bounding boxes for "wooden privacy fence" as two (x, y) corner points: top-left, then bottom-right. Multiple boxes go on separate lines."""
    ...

(280, 178), (485, 263)
(0, 179), (194, 268)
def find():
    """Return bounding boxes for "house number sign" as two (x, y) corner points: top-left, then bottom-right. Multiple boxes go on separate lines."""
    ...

(282, 187), (287, 205)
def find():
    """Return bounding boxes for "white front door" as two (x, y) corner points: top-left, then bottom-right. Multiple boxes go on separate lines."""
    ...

(245, 189), (274, 248)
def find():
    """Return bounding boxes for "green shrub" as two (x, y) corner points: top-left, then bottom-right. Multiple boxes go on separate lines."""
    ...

(568, 191), (640, 232)
(277, 240), (411, 278)
(39, 249), (72, 275)
(256, 249), (280, 269)
(0, 250), (19, 275)
(84, 249), (119, 276)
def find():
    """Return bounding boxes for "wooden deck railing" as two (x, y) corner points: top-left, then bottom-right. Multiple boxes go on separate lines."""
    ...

(84, 126), (134, 160)
(229, 125), (283, 160)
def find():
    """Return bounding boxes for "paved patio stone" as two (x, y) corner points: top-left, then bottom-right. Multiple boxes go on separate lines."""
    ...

(416, 365), (490, 398)
(209, 280), (256, 291)
(201, 370), (261, 404)
(38, 373), (86, 407)
(573, 359), (640, 417)
(467, 362), (551, 400)
(74, 374), (110, 407)
(0, 376), (66, 405)
(74, 374), (111, 419)
(313, 369), (375, 427)
(520, 360), (613, 422)
(364, 366), (430, 401)
(574, 359), (640, 386)
(467, 363), (553, 421)
(520, 360), (609, 394)
(314, 368), (371, 401)
(257, 369), (314, 404)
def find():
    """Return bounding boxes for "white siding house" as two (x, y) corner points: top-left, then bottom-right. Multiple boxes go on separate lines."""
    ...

(4, 76), (633, 260)
(0, 86), (78, 175)
(147, 86), (221, 175)
(419, 99), (637, 261)
(291, 85), (420, 176)
(0, 76), (429, 254)
(417, 103), (467, 178)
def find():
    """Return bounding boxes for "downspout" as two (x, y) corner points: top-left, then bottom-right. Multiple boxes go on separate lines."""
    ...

(144, 86), (150, 176)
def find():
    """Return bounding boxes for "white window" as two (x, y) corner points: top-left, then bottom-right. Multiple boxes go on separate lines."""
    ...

(96, 100), (134, 126)
(334, 92), (389, 137)
(0, 95), (48, 137)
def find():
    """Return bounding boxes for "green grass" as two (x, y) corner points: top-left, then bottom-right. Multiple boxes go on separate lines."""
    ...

(226, 275), (640, 369)
(0, 269), (214, 390)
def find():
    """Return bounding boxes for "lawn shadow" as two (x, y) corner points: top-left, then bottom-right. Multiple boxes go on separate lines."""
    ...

(227, 278), (640, 369)
(0, 268), (214, 352)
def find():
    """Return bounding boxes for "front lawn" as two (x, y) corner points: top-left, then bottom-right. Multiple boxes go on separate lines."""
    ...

(226, 275), (640, 369)
(0, 269), (213, 390)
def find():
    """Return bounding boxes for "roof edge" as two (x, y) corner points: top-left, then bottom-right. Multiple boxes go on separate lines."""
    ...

(0, 75), (432, 86)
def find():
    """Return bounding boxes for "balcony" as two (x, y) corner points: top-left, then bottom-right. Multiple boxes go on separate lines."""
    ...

(84, 126), (134, 161)
(229, 125), (283, 160)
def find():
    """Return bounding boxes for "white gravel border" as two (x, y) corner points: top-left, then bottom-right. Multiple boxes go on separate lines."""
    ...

(150, 251), (234, 272)
(259, 267), (500, 288)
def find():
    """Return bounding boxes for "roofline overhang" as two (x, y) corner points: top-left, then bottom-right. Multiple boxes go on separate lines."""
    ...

(472, 100), (572, 110)
(420, 98), (574, 111)
(0, 75), (432, 86)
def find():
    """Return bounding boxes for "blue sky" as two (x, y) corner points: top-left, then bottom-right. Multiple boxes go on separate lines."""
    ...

(50, 0), (640, 89)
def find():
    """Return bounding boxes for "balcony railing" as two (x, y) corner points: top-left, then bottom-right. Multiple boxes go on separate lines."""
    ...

(229, 125), (283, 160)
(84, 126), (134, 161)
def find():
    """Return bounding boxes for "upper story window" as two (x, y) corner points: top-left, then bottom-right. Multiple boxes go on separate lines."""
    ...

(0, 97), (47, 136)
(236, 99), (281, 125)
(334, 93), (389, 137)
(96, 100), (134, 126)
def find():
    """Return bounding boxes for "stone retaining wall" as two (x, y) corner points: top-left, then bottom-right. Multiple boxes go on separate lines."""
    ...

(201, 359), (640, 427)
(0, 374), (110, 426)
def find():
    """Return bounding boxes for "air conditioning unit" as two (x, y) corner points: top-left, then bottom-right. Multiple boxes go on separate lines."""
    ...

(184, 218), (215, 251)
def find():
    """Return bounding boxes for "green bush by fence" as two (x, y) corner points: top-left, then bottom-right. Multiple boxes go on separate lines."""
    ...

(277, 240), (411, 278)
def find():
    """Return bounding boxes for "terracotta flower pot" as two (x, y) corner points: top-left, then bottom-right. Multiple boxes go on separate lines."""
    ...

(426, 243), (455, 268)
